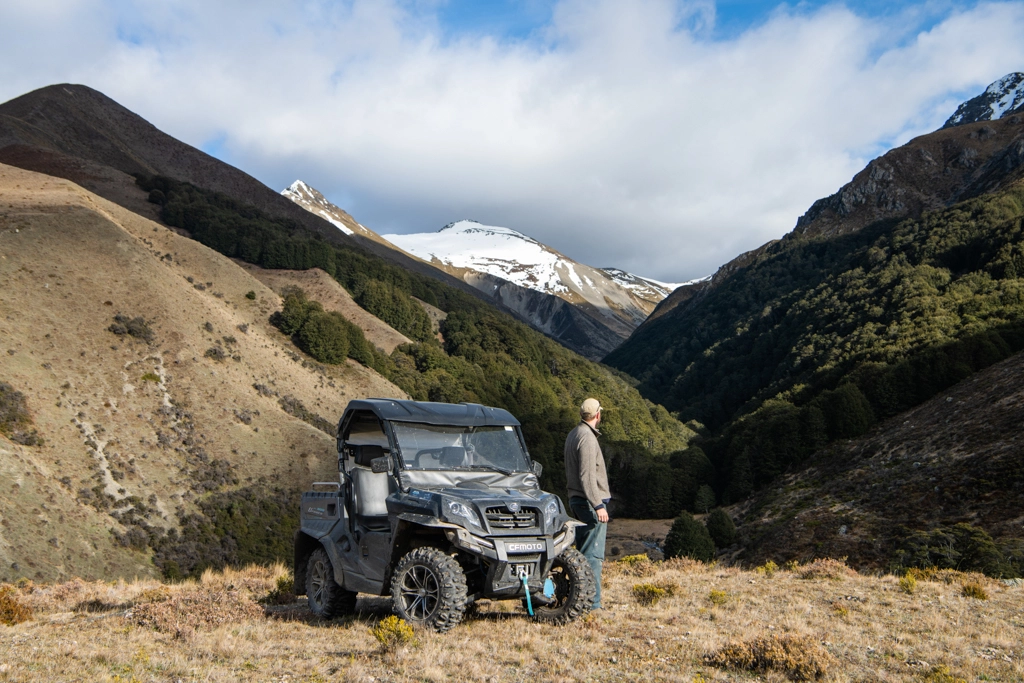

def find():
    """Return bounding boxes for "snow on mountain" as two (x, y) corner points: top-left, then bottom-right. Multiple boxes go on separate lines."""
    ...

(943, 72), (1024, 128)
(384, 220), (689, 332)
(282, 180), (354, 235)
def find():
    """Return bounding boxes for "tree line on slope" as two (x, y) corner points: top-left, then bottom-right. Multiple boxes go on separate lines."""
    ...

(135, 174), (699, 517)
(607, 182), (1024, 504)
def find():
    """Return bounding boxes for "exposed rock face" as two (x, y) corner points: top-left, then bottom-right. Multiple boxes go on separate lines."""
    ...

(943, 72), (1024, 128)
(794, 116), (1024, 239)
(464, 272), (626, 360)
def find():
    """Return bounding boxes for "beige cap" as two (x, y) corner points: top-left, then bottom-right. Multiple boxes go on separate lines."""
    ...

(580, 398), (602, 420)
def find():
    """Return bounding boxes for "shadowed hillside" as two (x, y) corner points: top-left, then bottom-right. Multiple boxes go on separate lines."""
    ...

(734, 348), (1024, 574)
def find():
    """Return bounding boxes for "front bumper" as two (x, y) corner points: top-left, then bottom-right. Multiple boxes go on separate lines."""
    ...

(445, 520), (582, 595)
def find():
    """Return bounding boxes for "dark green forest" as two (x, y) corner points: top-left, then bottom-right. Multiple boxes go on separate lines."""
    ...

(136, 175), (702, 516)
(606, 181), (1024, 503)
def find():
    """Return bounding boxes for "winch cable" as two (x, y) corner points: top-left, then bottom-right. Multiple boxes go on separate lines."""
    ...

(522, 574), (534, 616)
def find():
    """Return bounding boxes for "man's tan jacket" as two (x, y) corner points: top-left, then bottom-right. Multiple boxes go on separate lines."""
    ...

(564, 421), (611, 508)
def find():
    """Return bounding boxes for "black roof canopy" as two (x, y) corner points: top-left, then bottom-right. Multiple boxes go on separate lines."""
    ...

(345, 399), (521, 427)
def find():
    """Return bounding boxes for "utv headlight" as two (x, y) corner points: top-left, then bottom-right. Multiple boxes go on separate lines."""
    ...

(544, 499), (559, 529)
(445, 499), (483, 530)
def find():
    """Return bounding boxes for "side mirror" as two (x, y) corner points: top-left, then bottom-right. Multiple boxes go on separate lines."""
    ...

(370, 455), (392, 474)
(531, 460), (543, 477)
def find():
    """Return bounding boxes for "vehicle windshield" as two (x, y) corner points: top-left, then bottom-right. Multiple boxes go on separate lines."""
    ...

(390, 422), (531, 473)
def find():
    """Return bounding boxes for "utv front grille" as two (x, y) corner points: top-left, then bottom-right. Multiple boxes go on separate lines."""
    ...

(485, 506), (538, 529)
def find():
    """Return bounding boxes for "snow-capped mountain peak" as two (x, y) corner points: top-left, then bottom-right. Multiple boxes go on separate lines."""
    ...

(943, 72), (1024, 128)
(383, 220), (689, 333)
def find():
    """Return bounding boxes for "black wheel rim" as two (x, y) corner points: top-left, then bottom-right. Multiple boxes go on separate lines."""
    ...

(398, 564), (440, 621)
(541, 562), (571, 610)
(310, 558), (330, 610)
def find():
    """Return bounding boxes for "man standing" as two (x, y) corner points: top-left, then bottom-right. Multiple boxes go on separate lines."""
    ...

(564, 398), (611, 610)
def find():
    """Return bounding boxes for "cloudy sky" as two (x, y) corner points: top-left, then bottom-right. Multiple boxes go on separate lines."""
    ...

(2, 0), (1024, 281)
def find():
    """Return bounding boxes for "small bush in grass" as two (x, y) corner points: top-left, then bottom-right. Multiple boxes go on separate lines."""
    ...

(263, 574), (296, 605)
(830, 601), (849, 618)
(108, 314), (155, 343)
(923, 664), (968, 683)
(245, 291), (256, 300)
(961, 581), (988, 600)
(756, 560), (779, 578)
(706, 633), (836, 681)
(633, 583), (667, 606)
(204, 346), (227, 362)
(0, 381), (43, 446)
(799, 558), (855, 581)
(0, 585), (32, 625)
(708, 590), (728, 606)
(618, 554), (655, 576)
(141, 372), (160, 383)
(784, 560), (800, 571)
(899, 573), (917, 594)
(372, 615), (415, 651)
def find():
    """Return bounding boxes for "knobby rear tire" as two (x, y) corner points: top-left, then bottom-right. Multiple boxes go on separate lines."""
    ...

(391, 547), (468, 633)
(306, 547), (357, 618)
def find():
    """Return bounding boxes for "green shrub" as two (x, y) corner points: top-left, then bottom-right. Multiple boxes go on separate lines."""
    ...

(899, 573), (917, 594)
(665, 512), (715, 562)
(755, 560), (779, 578)
(694, 484), (716, 513)
(245, 290), (256, 300)
(708, 590), (728, 606)
(706, 508), (737, 547)
(923, 664), (968, 683)
(297, 310), (350, 364)
(892, 523), (1018, 578)
(632, 583), (667, 606)
(372, 615), (415, 651)
(263, 574), (296, 605)
(141, 372), (160, 383)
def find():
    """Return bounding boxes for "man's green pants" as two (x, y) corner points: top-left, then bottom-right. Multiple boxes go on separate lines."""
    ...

(569, 496), (606, 609)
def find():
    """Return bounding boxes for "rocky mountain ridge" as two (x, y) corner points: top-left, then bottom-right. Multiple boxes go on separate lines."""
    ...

(944, 72), (1024, 128)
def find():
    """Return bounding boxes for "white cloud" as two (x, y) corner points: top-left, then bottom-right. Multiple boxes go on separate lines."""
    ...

(2, 0), (1024, 281)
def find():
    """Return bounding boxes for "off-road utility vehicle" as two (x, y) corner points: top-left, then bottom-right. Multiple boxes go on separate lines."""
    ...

(294, 399), (595, 632)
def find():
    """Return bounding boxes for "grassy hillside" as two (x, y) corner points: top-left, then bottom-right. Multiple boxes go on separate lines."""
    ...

(607, 180), (1024, 506)
(135, 174), (696, 514)
(1, 558), (1020, 681)
(0, 163), (406, 582)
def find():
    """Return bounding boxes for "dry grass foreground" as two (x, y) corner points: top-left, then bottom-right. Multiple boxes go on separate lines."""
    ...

(1, 558), (1021, 682)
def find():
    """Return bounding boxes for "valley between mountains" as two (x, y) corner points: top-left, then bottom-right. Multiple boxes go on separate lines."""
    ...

(1, 70), (1024, 603)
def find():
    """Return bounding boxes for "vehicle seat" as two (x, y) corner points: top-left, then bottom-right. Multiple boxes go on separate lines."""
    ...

(351, 468), (391, 530)
(440, 446), (466, 468)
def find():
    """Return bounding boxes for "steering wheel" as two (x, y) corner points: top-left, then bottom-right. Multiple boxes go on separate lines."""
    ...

(412, 448), (443, 468)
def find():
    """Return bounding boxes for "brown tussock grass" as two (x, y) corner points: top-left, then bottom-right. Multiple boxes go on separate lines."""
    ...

(798, 557), (858, 581)
(0, 585), (32, 625)
(0, 559), (1021, 681)
(706, 632), (838, 680)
